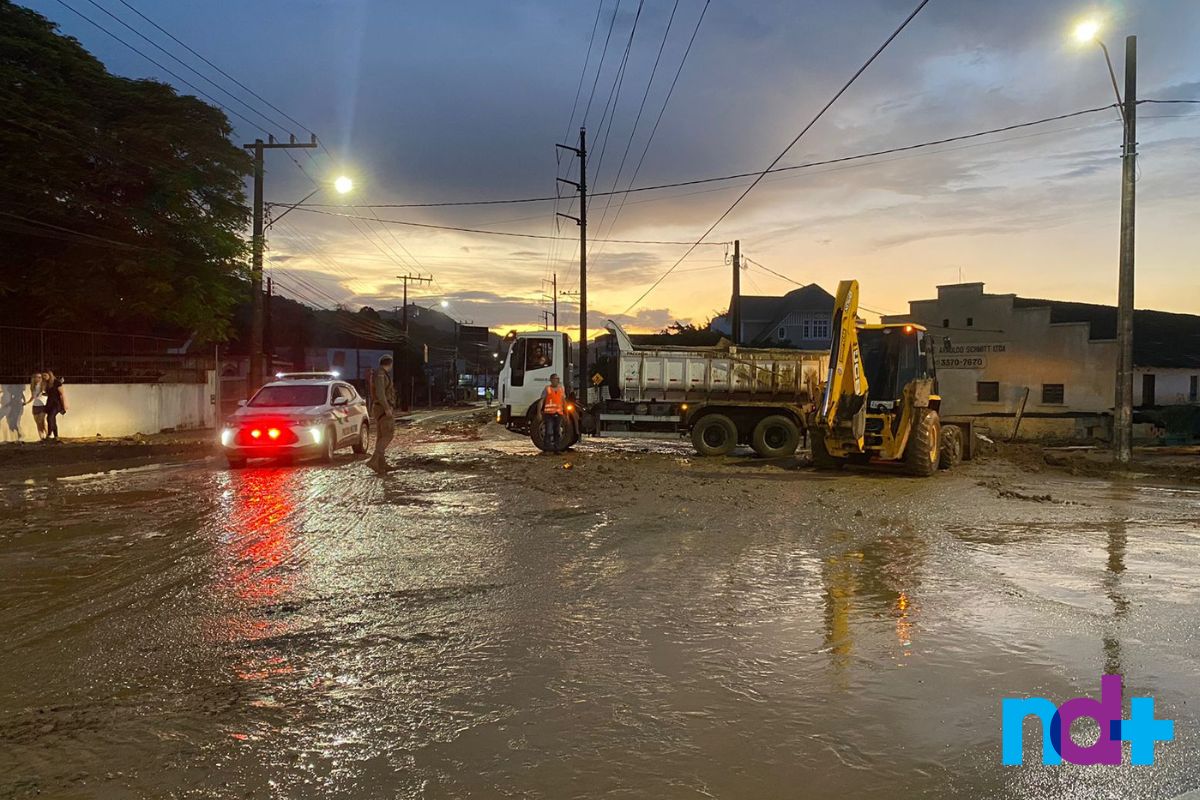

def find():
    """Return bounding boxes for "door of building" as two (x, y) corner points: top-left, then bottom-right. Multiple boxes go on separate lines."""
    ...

(1142, 373), (1156, 407)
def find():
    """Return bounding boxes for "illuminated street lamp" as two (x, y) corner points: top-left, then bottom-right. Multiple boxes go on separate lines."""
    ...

(1073, 16), (1137, 464)
(334, 175), (354, 194)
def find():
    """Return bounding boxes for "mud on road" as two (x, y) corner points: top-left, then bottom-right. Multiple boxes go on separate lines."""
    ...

(2, 411), (1199, 799)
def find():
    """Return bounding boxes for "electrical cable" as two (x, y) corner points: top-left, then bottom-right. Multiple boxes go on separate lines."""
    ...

(590, 0), (679, 253)
(306, 105), (1120, 210)
(112, 0), (316, 136)
(51, 0), (273, 137)
(624, 0), (932, 314)
(286, 206), (728, 245)
(80, 0), (293, 137)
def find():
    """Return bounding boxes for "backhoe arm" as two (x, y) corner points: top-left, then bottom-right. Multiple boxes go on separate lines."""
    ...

(817, 280), (869, 449)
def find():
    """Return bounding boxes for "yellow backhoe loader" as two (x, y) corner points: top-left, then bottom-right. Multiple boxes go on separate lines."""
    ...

(810, 280), (967, 476)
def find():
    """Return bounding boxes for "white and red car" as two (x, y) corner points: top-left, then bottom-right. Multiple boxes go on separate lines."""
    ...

(220, 372), (370, 468)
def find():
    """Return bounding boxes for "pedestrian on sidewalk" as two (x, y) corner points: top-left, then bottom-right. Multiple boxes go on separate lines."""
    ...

(540, 373), (565, 452)
(25, 372), (48, 440)
(368, 355), (396, 473)
(43, 371), (67, 442)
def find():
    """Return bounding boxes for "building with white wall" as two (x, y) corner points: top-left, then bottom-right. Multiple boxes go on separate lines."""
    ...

(883, 283), (1200, 440)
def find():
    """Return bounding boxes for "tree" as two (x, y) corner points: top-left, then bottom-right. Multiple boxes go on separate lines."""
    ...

(0, 1), (250, 339)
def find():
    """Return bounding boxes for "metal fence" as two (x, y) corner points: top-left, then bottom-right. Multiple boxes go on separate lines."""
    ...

(0, 326), (213, 384)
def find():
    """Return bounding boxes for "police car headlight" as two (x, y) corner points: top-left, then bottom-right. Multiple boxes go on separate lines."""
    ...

(308, 426), (323, 444)
(220, 428), (234, 447)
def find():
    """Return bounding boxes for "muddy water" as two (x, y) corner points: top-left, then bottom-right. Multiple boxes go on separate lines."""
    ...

(1, 423), (1199, 799)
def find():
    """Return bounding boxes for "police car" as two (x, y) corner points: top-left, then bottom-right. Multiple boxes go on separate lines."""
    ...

(220, 372), (370, 468)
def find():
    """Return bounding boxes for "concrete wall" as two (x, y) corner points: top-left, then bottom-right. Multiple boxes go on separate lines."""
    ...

(0, 372), (216, 443)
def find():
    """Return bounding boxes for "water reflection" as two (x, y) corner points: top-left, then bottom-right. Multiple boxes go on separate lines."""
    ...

(821, 529), (924, 683)
(1103, 516), (1129, 677)
(213, 467), (304, 684)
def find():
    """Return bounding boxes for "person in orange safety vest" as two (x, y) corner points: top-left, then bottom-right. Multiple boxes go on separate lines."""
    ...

(540, 373), (566, 451)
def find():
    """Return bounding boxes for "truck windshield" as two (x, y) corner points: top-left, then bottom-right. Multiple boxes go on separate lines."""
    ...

(858, 328), (921, 402)
(249, 385), (328, 408)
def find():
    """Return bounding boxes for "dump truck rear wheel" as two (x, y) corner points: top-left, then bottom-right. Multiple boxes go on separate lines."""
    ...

(752, 415), (801, 458)
(939, 424), (963, 470)
(809, 429), (844, 470)
(904, 410), (940, 477)
(691, 413), (738, 456)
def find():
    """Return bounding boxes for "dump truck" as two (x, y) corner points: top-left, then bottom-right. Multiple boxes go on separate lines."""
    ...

(495, 321), (828, 457)
(809, 279), (970, 475)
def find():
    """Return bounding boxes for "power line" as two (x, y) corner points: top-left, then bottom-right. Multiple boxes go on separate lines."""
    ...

(591, 0), (679, 251)
(624, 0), (935, 314)
(308, 105), (1123, 211)
(587, 0), (644, 217)
(582, 0), (623, 127)
(286, 206), (729, 246)
(79, 0), (290, 136)
(112, 0), (315, 136)
(51, 0), (272, 137)
(564, 0), (607, 142)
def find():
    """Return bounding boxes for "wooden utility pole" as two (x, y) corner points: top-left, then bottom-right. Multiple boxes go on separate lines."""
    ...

(243, 134), (318, 397)
(553, 272), (558, 331)
(556, 127), (587, 399)
(731, 240), (741, 345)
(1114, 35), (1137, 464)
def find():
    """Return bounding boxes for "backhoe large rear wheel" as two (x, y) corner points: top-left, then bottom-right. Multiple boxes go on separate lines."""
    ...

(809, 428), (845, 470)
(904, 409), (940, 477)
(939, 423), (963, 470)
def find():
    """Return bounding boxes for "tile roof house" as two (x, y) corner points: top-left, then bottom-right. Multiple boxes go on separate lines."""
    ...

(710, 284), (835, 349)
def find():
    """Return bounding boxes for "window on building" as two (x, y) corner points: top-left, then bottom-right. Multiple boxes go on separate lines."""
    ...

(812, 316), (830, 339)
(1042, 383), (1064, 404)
(1190, 375), (1198, 402)
(966, 317), (974, 327)
(778, 327), (787, 340)
(977, 381), (1000, 402)
(942, 319), (950, 328)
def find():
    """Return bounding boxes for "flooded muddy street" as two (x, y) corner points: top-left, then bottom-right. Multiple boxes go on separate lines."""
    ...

(2, 411), (1199, 799)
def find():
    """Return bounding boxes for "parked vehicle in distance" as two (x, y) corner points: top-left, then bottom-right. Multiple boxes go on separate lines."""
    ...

(220, 372), (370, 468)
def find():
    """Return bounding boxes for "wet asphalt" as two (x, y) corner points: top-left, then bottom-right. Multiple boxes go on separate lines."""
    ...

(1, 412), (1199, 799)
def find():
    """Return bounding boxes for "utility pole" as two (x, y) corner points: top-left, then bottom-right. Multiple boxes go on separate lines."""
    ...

(553, 272), (558, 331)
(731, 240), (741, 346)
(1113, 35), (1137, 465)
(556, 127), (587, 399)
(540, 310), (552, 328)
(264, 276), (273, 376)
(396, 273), (432, 411)
(243, 133), (318, 397)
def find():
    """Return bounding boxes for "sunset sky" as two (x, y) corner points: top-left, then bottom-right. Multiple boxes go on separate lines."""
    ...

(27, 0), (1200, 334)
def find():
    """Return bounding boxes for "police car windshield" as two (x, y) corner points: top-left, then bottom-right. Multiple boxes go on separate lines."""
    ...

(249, 385), (328, 408)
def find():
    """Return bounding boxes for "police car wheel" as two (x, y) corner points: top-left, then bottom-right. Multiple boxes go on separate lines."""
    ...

(352, 422), (369, 454)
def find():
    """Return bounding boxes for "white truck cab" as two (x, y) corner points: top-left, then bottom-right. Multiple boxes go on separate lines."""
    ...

(496, 330), (572, 431)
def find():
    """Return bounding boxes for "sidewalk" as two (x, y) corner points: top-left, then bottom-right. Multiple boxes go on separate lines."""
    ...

(0, 430), (216, 480)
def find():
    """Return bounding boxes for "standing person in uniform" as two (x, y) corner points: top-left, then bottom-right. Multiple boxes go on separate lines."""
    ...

(25, 372), (48, 440)
(368, 355), (396, 473)
(43, 371), (67, 442)
(540, 373), (565, 452)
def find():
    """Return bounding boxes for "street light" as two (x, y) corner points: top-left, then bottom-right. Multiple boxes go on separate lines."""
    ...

(334, 175), (354, 194)
(440, 300), (450, 308)
(1073, 16), (1137, 464)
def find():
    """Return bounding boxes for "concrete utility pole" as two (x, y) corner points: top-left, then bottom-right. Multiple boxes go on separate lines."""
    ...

(396, 274), (433, 410)
(556, 127), (587, 400)
(1114, 35), (1137, 465)
(731, 240), (741, 345)
(264, 276), (273, 377)
(243, 134), (318, 397)
(553, 272), (558, 331)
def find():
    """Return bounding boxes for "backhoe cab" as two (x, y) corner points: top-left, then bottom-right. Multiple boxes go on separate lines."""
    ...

(810, 280), (964, 476)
